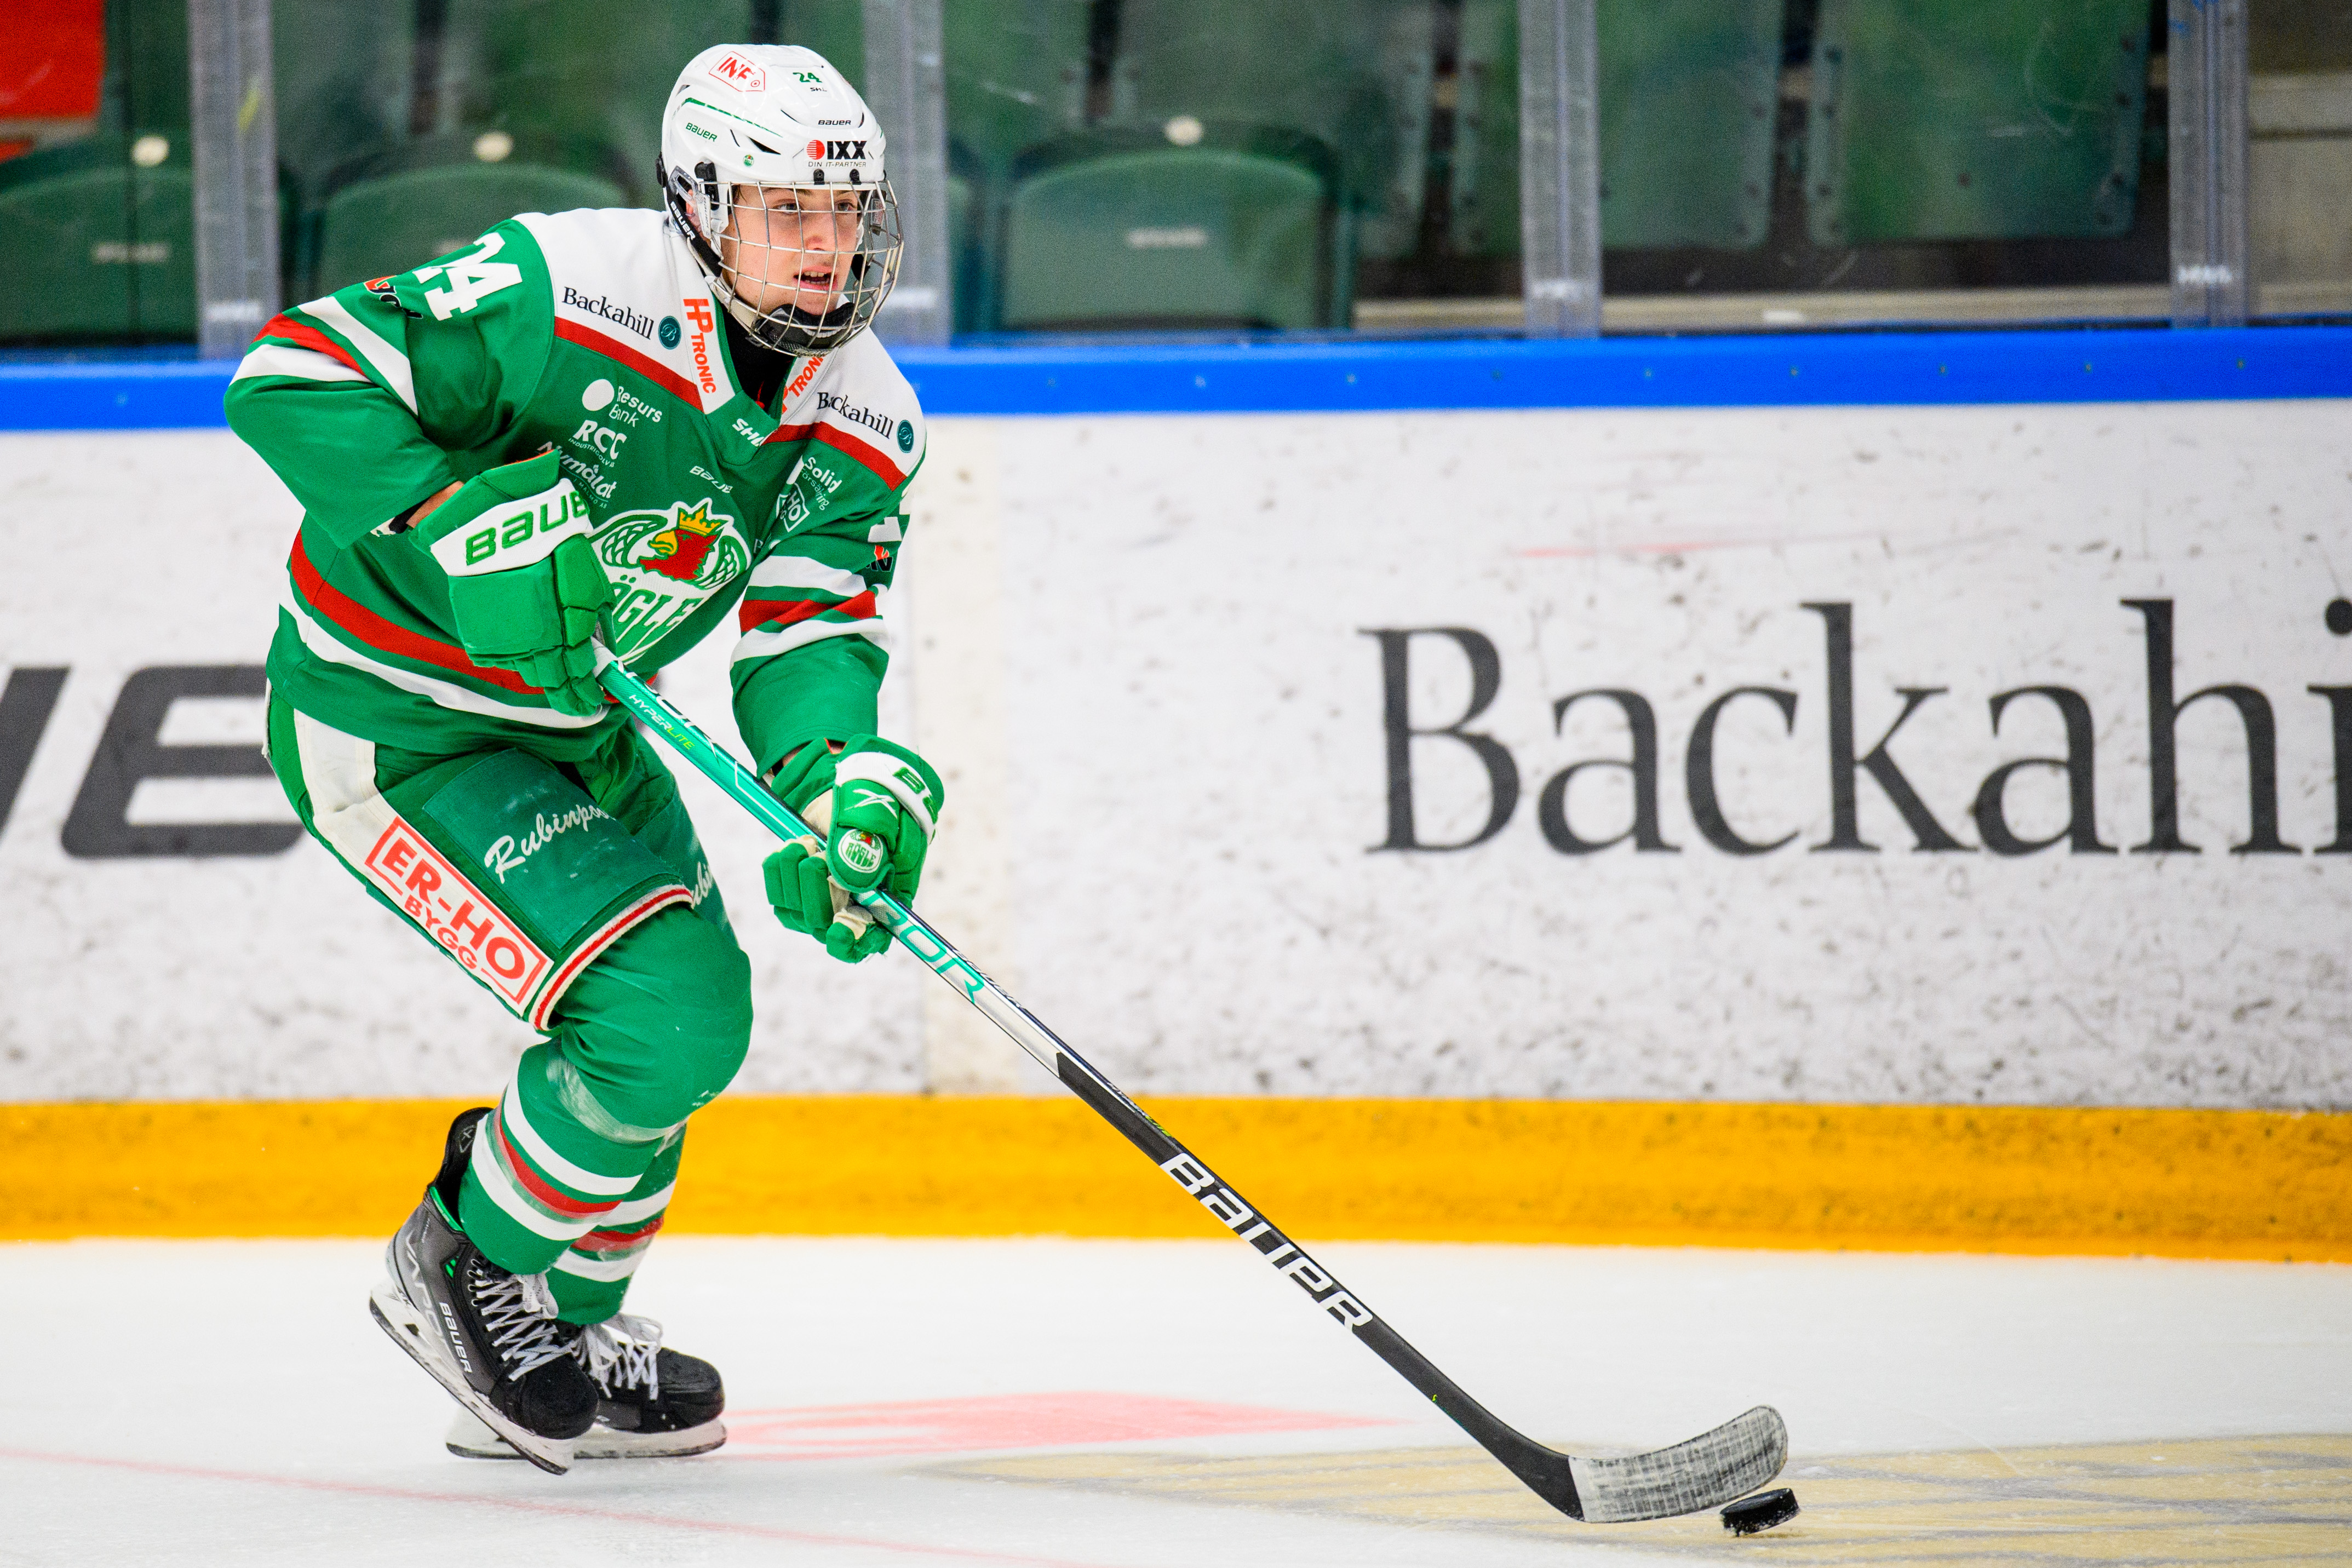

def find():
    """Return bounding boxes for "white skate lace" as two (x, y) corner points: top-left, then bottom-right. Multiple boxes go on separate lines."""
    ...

(469, 1262), (573, 1379)
(577, 1313), (664, 1400)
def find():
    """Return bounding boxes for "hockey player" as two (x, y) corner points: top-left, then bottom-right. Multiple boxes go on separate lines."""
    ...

(227, 44), (942, 1471)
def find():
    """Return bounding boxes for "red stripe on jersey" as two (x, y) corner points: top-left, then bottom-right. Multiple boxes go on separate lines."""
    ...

(286, 534), (538, 694)
(812, 423), (905, 488)
(527, 886), (693, 1030)
(763, 422), (814, 445)
(495, 1119), (618, 1219)
(553, 317), (703, 407)
(737, 589), (876, 633)
(576, 1216), (664, 1253)
(257, 313), (363, 374)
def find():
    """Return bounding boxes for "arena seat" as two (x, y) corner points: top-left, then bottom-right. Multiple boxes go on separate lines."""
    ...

(0, 0), (196, 344)
(1108, 0), (1431, 263)
(1450, 0), (1786, 256)
(1803, 0), (2152, 243)
(0, 144), (194, 342)
(945, 0), (1091, 176)
(271, 0), (414, 211)
(313, 160), (627, 295)
(436, 0), (755, 208)
(997, 129), (1342, 331)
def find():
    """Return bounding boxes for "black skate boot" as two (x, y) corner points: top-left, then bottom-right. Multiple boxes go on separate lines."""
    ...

(447, 1314), (727, 1460)
(369, 1107), (598, 1474)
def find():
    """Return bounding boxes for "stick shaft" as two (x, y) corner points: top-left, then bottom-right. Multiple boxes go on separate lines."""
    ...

(597, 659), (1580, 1510)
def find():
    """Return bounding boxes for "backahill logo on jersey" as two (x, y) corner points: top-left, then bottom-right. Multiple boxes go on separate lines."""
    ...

(817, 392), (902, 447)
(592, 497), (750, 657)
(560, 287), (656, 340)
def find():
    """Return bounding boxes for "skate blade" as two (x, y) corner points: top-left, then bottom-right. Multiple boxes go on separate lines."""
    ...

(446, 1408), (727, 1461)
(368, 1282), (573, 1476)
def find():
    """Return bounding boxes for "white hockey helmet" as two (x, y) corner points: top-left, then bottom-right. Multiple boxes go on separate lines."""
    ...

(658, 44), (901, 354)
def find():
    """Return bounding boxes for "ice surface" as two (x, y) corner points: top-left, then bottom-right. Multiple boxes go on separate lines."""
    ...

(2, 1237), (2345, 1565)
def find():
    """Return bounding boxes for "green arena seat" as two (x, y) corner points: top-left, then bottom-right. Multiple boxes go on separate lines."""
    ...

(0, 0), (199, 343)
(944, 0), (1091, 176)
(1109, 0), (1432, 261)
(0, 140), (193, 342)
(771, 0), (862, 79)
(998, 130), (1343, 331)
(1803, 0), (2152, 243)
(1450, 0), (1786, 256)
(437, 0), (755, 206)
(272, 0), (415, 210)
(314, 161), (627, 295)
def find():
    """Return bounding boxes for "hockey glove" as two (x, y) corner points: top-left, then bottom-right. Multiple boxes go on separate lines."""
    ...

(762, 736), (945, 963)
(409, 451), (610, 716)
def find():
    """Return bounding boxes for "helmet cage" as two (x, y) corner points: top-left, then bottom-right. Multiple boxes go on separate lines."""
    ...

(662, 156), (903, 357)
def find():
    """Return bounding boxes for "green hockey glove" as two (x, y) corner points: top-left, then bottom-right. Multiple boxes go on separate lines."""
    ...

(409, 451), (610, 716)
(762, 736), (945, 963)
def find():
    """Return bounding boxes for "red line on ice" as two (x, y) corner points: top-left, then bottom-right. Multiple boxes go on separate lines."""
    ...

(0, 1446), (1121, 1568)
(719, 1389), (1396, 1461)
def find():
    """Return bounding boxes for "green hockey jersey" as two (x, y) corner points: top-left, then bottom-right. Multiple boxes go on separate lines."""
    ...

(227, 205), (925, 774)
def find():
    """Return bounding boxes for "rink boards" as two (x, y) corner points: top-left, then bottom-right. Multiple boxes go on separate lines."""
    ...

(1, 335), (2348, 1250)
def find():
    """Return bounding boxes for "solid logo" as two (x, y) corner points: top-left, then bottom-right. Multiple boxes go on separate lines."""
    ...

(805, 138), (826, 159)
(710, 52), (766, 93)
(658, 316), (681, 348)
(896, 419), (914, 452)
(823, 139), (868, 162)
(581, 378), (615, 411)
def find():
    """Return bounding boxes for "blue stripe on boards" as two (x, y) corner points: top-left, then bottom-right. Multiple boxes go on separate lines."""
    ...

(2, 326), (2347, 430)
(894, 327), (2352, 413)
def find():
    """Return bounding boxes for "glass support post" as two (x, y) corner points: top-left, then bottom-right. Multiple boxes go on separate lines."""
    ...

(2169, 0), (2252, 325)
(1518, 0), (1600, 336)
(864, 0), (952, 346)
(188, 0), (280, 358)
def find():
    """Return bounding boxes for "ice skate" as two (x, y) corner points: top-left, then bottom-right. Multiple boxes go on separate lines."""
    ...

(369, 1108), (598, 1475)
(446, 1314), (726, 1460)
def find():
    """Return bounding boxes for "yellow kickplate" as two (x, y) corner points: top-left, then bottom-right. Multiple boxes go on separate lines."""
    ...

(929, 1433), (2352, 1564)
(2, 1096), (2345, 1257)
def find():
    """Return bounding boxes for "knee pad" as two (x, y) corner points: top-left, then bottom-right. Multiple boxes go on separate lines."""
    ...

(555, 908), (752, 1131)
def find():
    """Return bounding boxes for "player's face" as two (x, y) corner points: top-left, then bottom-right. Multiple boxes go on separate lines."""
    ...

(721, 185), (865, 318)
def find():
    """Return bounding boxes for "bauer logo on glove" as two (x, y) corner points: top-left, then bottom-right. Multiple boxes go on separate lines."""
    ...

(761, 735), (945, 963)
(406, 450), (613, 716)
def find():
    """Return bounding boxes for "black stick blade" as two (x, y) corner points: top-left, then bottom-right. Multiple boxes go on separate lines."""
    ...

(1567, 1405), (1789, 1523)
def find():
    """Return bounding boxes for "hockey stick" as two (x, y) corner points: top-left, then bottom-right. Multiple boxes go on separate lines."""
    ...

(596, 652), (1787, 1523)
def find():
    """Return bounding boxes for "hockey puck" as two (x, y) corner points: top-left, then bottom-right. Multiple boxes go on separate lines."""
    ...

(1720, 1487), (1799, 1535)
